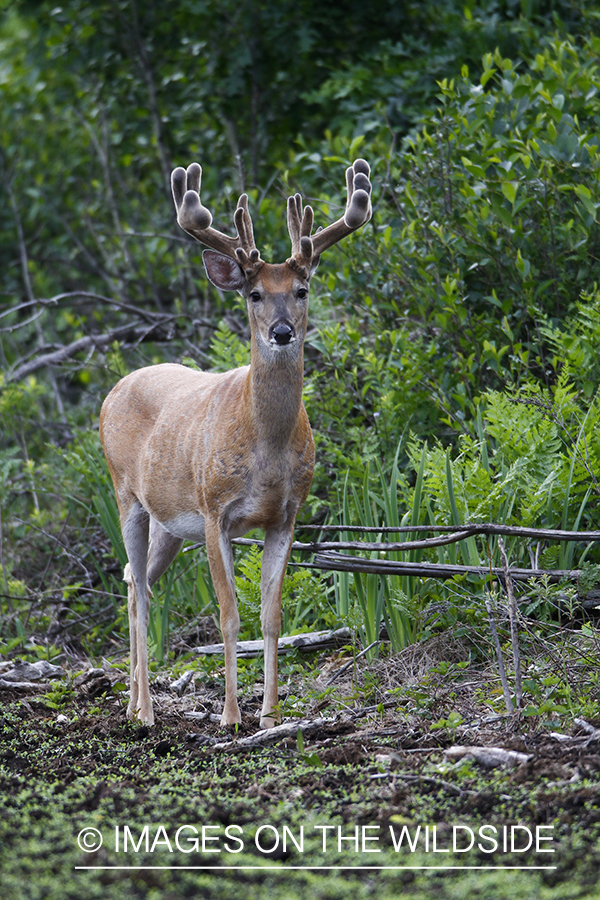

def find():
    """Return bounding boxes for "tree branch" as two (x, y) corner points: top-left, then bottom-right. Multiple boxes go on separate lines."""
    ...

(9, 321), (174, 381)
(308, 552), (581, 583)
(293, 522), (600, 542)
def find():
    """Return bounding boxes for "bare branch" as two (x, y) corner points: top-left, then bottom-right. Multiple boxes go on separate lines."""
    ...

(37, 291), (175, 324)
(194, 626), (352, 659)
(0, 298), (52, 320)
(499, 537), (523, 709)
(2, 292), (216, 332)
(294, 522), (600, 542)
(484, 592), (514, 715)
(9, 321), (174, 381)
(308, 552), (580, 583)
(231, 531), (475, 553)
(0, 307), (48, 333)
(325, 640), (381, 686)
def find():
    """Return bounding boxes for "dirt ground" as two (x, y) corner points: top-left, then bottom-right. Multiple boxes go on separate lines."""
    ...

(2, 645), (600, 899)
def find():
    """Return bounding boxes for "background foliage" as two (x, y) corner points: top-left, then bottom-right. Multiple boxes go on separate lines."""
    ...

(1, 0), (600, 663)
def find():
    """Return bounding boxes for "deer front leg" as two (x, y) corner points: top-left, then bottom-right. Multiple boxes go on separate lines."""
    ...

(260, 523), (294, 729)
(205, 519), (241, 726)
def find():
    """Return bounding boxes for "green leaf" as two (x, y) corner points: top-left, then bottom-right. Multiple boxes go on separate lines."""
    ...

(501, 181), (518, 206)
(575, 184), (598, 220)
(516, 249), (531, 278)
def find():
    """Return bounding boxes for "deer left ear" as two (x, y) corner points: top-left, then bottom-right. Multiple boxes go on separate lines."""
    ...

(203, 249), (246, 291)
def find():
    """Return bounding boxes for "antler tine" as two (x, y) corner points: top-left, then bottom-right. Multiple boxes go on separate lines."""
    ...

(287, 194), (300, 255)
(309, 159), (372, 259)
(286, 193), (314, 275)
(233, 194), (262, 272)
(171, 164), (263, 274)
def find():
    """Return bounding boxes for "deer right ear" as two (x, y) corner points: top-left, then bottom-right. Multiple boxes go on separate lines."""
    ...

(202, 249), (246, 292)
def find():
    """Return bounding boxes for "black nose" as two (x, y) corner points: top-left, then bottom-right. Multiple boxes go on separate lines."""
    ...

(272, 323), (294, 345)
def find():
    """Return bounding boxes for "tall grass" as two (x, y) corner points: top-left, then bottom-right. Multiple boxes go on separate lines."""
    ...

(333, 443), (420, 655)
(332, 384), (599, 656)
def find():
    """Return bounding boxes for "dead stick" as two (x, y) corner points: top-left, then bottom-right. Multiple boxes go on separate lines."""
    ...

(499, 537), (523, 709)
(484, 592), (514, 715)
(325, 639), (381, 686)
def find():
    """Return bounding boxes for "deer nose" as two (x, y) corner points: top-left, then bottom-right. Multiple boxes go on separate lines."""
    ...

(271, 323), (295, 345)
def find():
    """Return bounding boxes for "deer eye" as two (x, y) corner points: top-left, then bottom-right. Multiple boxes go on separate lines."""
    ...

(297, 288), (308, 300)
(249, 290), (262, 302)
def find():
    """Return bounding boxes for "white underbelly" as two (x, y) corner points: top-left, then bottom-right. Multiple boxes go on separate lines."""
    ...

(163, 512), (207, 542)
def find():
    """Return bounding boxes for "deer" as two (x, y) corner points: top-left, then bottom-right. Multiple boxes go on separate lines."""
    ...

(99, 157), (372, 728)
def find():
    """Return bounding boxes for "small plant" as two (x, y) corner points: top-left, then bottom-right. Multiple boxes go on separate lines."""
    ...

(296, 728), (323, 768)
(431, 710), (464, 731)
(42, 682), (74, 711)
(521, 674), (571, 720)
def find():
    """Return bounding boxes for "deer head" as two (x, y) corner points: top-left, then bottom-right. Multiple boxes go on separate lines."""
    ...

(170, 160), (372, 359)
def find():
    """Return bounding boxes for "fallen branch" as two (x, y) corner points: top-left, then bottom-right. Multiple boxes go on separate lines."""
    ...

(309, 552), (580, 583)
(325, 639), (380, 686)
(444, 745), (531, 769)
(233, 531), (475, 553)
(0, 679), (52, 691)
(344, 700), (399, 719)
(194, 626), (352, 658)
(0, 659), (64, 681)
(183, 523), (600, 558)
(293, 523), (600, 542)
(170, 670), (194, 696)
(574, 718), (600, 744)
(212, 717), (351, 750)
(372, 773), (469, 797)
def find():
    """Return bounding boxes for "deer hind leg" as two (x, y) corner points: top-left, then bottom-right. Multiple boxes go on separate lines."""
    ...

(205, 519), (240, 726)
(122, 563), (139, 714)
(260, 524), (294, 729)
(147, 516), (184, 588)
(121, 501), (153, 724)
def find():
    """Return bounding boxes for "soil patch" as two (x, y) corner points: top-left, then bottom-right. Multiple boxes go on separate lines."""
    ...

(2, 656), (600, 898)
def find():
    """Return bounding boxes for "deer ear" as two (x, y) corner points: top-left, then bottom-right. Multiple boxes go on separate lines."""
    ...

(203, 250), (246, 291)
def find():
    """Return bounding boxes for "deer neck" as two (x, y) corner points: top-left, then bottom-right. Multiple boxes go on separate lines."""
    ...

(246, 333), (305, 448)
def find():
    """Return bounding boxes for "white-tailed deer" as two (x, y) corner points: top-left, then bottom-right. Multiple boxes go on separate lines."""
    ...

(99, 158), (372, 727)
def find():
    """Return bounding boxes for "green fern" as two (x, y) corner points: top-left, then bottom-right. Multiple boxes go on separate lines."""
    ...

(209, 320), (251, 372)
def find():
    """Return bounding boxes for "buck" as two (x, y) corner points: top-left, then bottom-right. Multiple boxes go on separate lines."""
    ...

(99, 158), (372, 727)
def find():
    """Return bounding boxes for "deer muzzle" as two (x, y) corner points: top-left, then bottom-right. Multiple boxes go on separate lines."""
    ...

(270, 322), (296, 346)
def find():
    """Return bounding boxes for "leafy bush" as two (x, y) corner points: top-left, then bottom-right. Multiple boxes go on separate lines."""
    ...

(297, 34), (600, 508)
(3, 3), (600, 663)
